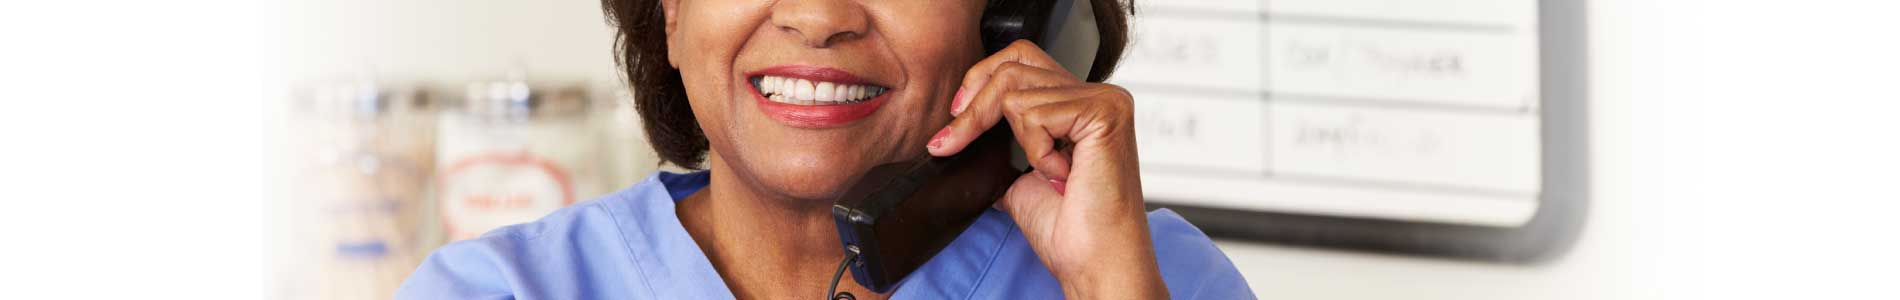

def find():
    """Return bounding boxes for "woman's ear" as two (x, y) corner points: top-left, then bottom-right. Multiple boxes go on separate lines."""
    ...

(661, 0), (681, 67)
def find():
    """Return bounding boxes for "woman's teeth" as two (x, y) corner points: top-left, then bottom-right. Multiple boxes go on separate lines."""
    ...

(752, 75), (887, 105)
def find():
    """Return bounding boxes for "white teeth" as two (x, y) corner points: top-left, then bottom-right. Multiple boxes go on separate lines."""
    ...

(776, 78), (794, 99)
(815, 82), (836, 102)
(793, 79), (813, 102)
(753, 75), (886, 105)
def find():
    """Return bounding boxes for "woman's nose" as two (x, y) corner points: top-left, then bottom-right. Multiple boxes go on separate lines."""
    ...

(769, 0), (868, 48)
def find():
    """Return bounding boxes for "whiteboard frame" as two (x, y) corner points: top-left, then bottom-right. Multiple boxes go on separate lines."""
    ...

(1148, 0), (1589, 263)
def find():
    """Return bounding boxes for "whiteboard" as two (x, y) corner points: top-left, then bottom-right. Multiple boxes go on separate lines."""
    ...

(1115, 0), (1587, 261)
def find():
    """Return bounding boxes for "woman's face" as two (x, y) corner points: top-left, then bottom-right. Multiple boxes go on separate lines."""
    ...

(664, 0), (986, 200)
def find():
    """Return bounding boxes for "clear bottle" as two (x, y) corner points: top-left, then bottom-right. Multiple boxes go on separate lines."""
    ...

(277, 80), (435, 300)
(432, 74), (605, 242)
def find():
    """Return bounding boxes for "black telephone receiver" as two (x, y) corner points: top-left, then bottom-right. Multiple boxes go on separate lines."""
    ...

(829, 0), (1101, 295)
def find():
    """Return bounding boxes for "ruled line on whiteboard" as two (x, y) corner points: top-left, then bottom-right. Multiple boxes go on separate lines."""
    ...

(1270, 91), (1538, 115)
(1140, 163), (1537, 199)
(1266, 13), (1517, 34)
(1139, 6), (1518, 34)
(1116, 82), (1536, 115)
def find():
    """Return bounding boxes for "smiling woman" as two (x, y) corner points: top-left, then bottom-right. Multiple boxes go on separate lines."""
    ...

(394, 0), (1255, 299)
(608, 0), (1130, 170)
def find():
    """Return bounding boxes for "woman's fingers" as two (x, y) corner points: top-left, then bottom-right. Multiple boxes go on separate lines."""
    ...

(932, 83), (1130, 188)
(932, 40), (1082, 158)
(951, 40), (1075, 116)
(927, 60), (1076, 157)
(1007, 95), (1091, 182)
(928, 39), (1118, 188)
(1009, 86), (1134, 183)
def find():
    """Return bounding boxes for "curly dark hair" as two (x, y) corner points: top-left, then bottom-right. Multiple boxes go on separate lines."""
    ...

(602, 0), (1136, 169)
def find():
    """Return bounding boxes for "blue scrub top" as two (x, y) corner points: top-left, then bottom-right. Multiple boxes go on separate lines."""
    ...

(396, 171), (1254, 299)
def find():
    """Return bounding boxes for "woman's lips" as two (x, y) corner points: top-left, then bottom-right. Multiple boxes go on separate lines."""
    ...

(745, 65), (892, 128)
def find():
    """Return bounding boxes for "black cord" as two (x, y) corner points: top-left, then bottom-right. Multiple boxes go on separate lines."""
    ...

(828, 249), (860, 300)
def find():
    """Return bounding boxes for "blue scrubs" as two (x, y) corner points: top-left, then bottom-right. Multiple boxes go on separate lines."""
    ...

(396, 171), (1254, 299)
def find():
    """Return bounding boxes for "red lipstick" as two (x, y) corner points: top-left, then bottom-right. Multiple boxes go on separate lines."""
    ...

(745, 65), (892, 128)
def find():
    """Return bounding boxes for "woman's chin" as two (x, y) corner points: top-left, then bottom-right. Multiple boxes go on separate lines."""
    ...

(759, 170), (856, 203)
(742, 156), (869, 203)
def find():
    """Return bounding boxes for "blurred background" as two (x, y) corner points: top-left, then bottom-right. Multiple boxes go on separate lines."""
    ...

(4, 0), (1899, 299)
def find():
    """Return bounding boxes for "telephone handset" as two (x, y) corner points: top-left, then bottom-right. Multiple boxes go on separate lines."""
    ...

(829, 0), (1102, 296)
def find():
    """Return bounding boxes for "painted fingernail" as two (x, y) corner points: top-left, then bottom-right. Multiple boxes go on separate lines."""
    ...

(950, 87), (971, 116)
(927, 127), (951, 150)
(1048, 178), (1067, 195)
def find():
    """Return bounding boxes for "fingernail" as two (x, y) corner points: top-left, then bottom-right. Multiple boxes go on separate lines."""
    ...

(950, 87), (970, 116)
(927, 127), (951, 150)
(1048, 178), (1067, 195)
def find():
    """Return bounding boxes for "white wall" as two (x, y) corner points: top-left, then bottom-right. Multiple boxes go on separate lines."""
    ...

(280, 0), (621, 85)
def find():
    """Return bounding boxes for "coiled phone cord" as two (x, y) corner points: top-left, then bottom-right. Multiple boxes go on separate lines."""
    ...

(828, 248), (860, 300)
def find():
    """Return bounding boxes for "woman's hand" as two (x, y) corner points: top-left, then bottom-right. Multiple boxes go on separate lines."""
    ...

(926, 40), (1164, 299)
